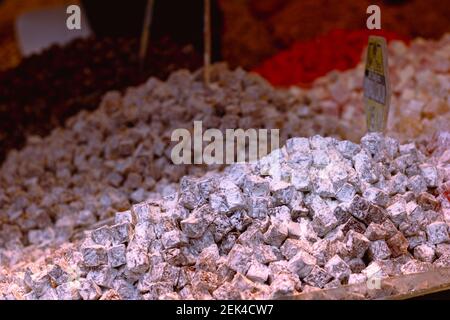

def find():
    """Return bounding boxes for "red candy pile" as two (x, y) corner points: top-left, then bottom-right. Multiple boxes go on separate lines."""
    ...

(253, 29), (409, 87)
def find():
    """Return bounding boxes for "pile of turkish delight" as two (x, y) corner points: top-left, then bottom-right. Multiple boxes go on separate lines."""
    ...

(0, 34), (448, 300)
(1, 132), (449, 300)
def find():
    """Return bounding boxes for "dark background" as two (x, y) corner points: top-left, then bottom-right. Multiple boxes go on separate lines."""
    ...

(81, 0), (223, 61)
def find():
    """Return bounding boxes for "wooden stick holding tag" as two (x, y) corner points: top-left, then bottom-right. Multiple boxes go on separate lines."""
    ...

(363, 36), (391, 133)
(203, 0), (211, 86)
(139, 0), (155, 71)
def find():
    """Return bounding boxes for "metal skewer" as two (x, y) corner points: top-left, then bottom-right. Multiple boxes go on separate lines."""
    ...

(139, 0), (155, 71)
(203, 0), (211, 86)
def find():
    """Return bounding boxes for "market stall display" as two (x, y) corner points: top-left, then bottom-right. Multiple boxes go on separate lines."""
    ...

(0, 0), (448, 302)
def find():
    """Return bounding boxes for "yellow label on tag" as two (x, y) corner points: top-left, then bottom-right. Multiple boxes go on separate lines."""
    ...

(366, 40), (385, 76)
(363, 36), (390, 133)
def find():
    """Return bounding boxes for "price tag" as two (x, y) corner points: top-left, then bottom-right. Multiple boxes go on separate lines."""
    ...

(363, 36), (391, 133)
